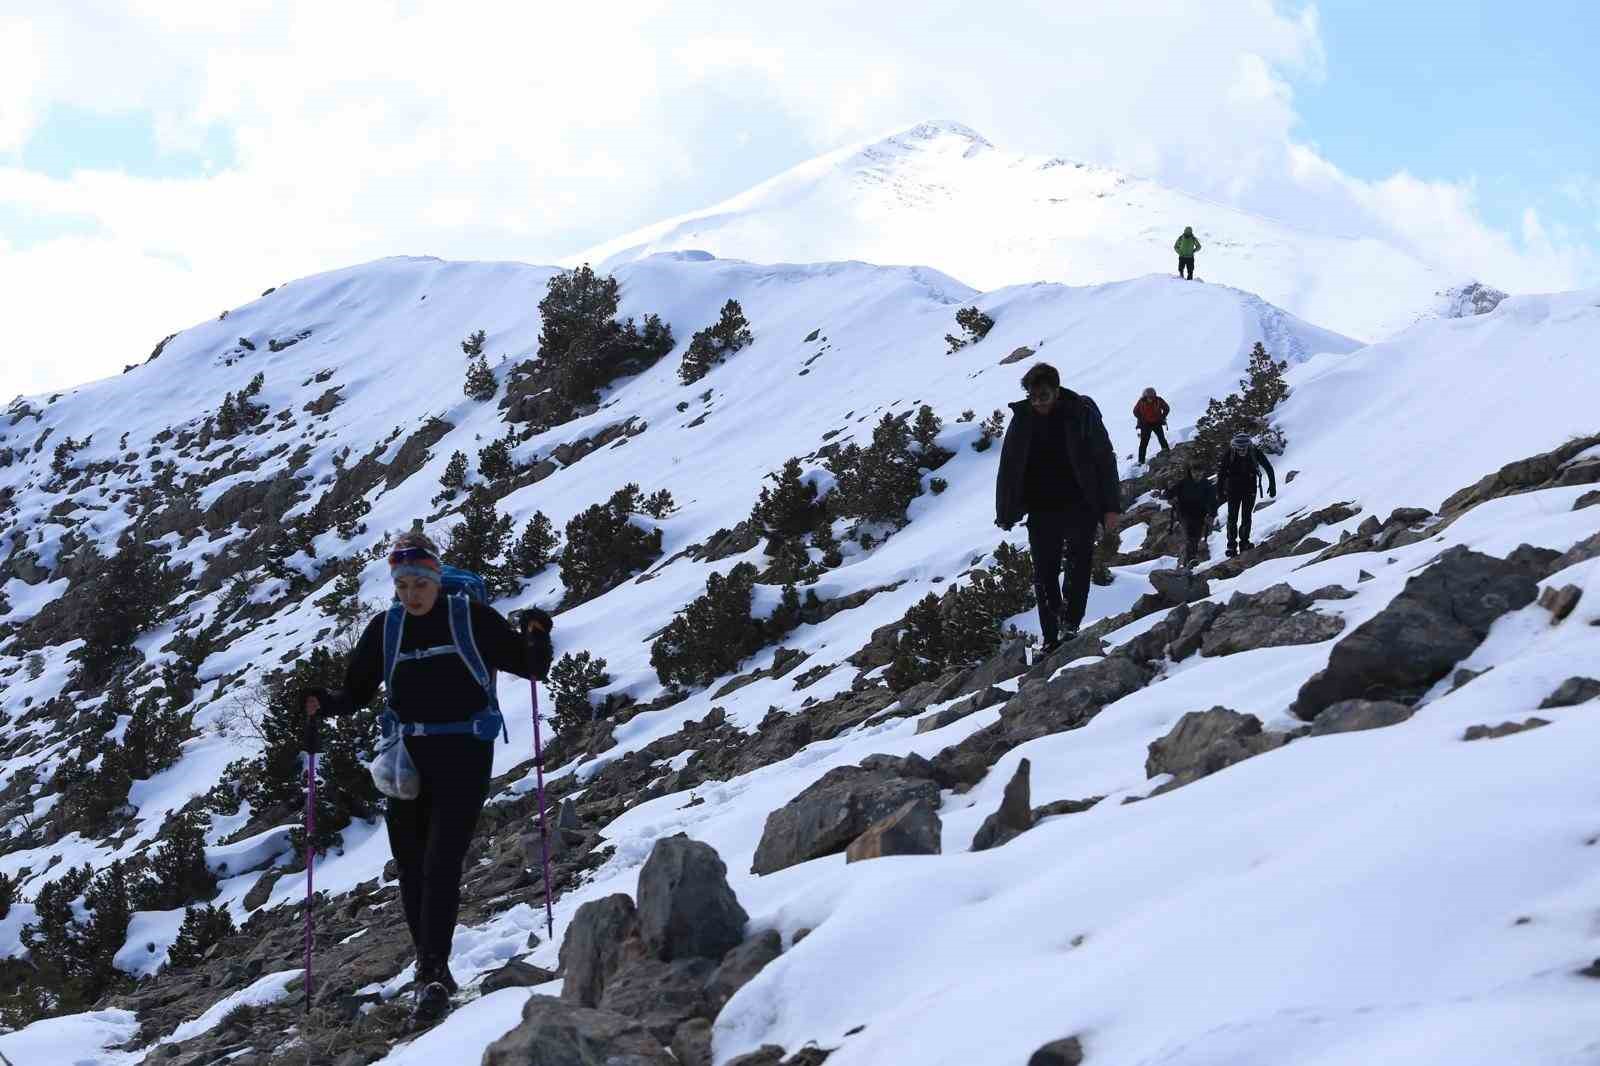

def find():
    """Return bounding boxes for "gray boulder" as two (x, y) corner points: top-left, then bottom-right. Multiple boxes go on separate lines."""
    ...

(844, 799), (942, 862)
(482, 995), (674, 1066)
(1117, 602), (1191, 664)
(1293, 546), (1539, 719)
(1201, 583), (1345, 657)
(1308, 699), (1415, 736)
(597, 957), (715, 1045)
(1002, 655), (1155, 744)
(559, 893), (640, 1007)
(1539, 676), (1600, 709)
(637, 835), (747, 962)
(1149, 568), (1210, 605)
(915, 685), (1009, 734)
(752, 767), (941, 875)
(704, 929), (783, 1014)
(1167, 600), (1224, 661)
(1146, 708), (1288, 792)
(955, 637), (1029, 697)
(1028, 1035), (1085, 1066)
(971, 758), (1034, 851)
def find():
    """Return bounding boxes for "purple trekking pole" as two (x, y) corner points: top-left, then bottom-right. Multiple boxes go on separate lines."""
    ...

(304, 749), (316, 1012)
(531, 682), (555, 942)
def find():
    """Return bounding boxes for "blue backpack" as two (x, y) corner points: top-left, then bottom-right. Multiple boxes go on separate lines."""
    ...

(379, 565), (507, 743)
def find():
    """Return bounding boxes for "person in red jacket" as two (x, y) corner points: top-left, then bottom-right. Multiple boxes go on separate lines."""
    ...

(1133, 387), (1171, 464)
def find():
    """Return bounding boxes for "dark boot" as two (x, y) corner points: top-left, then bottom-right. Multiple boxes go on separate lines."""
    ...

(411, 955), (453, 1026)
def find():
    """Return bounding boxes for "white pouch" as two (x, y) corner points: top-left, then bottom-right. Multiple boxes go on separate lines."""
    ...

(368, 734), (421, 800)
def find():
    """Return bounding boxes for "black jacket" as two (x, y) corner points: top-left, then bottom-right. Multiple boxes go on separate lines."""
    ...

(1168, 474), (1218, 520)
(1217, 446), (1276, 499)
(324, 599), (538, 726)
(996, 393), (1120, 527)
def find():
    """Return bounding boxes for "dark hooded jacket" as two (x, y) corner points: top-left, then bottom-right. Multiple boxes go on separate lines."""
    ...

(1167, 471), (1219, 521)
(995, 391), (1120, 528)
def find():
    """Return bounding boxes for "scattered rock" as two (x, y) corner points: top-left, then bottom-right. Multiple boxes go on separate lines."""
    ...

(1167, 600), (1223, 661)
(1293, 546), (1540, 719)
(1001, 345), (1035, 365)
(1538, 584), (1582, 623)
(1357, 569), (1375, 583)
(1028, 1035), (1085, 1066)
(1033, 797), (1101, 819)
(752, 767), (940, 875)
(1146, 708), (1288, 792)
(1574, 489), (1600, 511)
(971, 759), (1033, 851)
(558, 893), (640, 1007)
(954, 638), (1029, 696)
(1002, 655), (1154, 744)
(637, 835), (748, 963)
(1538, 676), (1600, 709)
(1451, 667), (1488, 690)
(915, 685), (1009, 734)
(1148, 568), (1209, 605)
(1309, 584), (1356, 601)
(481, 959), (558, 993)
(243, 868), (282, 912)
(1308, 699), (1415, 736)
(1463, 718), (1550, 741)
(845, 799), (942, 863)
(704, 929), (783, 1013)
(1200, 583), (1345, 656)
(482, 996), (675, 1066)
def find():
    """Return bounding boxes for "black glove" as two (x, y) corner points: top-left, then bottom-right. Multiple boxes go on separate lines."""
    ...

(302, 714), (323, 755)
(521, 607), (554, 681)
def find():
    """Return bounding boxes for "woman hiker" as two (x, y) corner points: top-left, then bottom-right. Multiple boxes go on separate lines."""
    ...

(300, 530), (553, 1023)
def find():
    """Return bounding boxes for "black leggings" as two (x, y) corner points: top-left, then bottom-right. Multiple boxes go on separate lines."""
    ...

(1227, 489), (1258, 548)
(386, 735), (493, 962)
(1178, 255), (1195, 279)
(1027, 508), (1100, 641)
(1138, 424), (1169, 462)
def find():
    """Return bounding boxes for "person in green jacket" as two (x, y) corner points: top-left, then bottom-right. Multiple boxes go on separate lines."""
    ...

(1174, 226), (1201, 280)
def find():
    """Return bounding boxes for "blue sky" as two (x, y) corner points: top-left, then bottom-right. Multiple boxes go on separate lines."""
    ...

(1295, 0), (1598, 242)
(1, 1), (1595, 395)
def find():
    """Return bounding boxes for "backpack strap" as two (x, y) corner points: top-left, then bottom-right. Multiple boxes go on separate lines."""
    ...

(382, 603), (406, 692)
(446, 592), (493, 695)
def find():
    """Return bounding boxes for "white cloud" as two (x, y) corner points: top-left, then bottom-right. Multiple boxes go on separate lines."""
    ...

(0, 0), (1594, 395)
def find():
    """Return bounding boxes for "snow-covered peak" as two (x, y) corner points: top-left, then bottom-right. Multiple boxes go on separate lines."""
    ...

(577, 120), (1479, 345)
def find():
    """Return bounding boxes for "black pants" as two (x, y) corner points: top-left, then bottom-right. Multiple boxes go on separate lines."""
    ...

(1138, 424), (1170, 463)
(1178, 510), (1208, 564)
(386, 735), (494, 963)
(1178, 255), (1195, 279)
(1027, 508), (1100, 643)
(1226, 487), (1258, 549)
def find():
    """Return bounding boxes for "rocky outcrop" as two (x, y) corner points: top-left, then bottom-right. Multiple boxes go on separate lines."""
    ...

(1439, 431), (1600, 516)
(1002, 655), (1155, 744)
(1539, 676), (1600, 709)
(482, 996), (676, 1066)
(559, 893), (640, 1007)
(704, 929), (783, 1014)
(844, 799), (942, 863)
(1292, 546), (1540, 719)
(597, 957), (716, 1045)
(1307, 699), (1415, 736)
(752, 767), (941, 875)
(637, 835), (748, 963)
(1463, 718), (1550, 741)
(1146, 708), (1289, 793)
(971, 758), (1033, 851)
(1200, 584), (1345, 657)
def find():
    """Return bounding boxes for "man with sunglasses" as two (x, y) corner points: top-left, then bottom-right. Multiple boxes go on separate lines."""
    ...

(995, 363), (1122, 651)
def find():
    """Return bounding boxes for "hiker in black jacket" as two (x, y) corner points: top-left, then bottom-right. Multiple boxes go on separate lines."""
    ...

(1166, 464), (1218, 568)
(300, 531), (553, 1022)
(996, 362), (1122, 650)
(1217, 433), (1276, 556)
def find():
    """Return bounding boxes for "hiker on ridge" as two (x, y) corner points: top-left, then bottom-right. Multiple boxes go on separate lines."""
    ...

(1174, 226), (1201, 280)
(1217, 432), (1276, 557)
(1133, 387), (1171, 464)
(1165, 463), (1218, 569)
(995, 362), (1122, 652)
(300, 530), (553, 1024)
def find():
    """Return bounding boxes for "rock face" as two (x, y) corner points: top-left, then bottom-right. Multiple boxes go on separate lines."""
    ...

(1292, 546), (1539, 720)
(672, 1018), (714, 1066)
(1028, 1035), (1086, 1066)
(559, 893), (640, 1007)
(971, 758), (1033, 851)
(1002, 655), (1155, 744)
(637, 835), (748, 963)
(752, 767), (941, 875)
(1146, 708), (1289, 792)
(1200, 584), (1345, 657)
(845, 799), (943, 863)
(482, 995), (676, 1066)
(1539, 676), (1600, 709)
(597, 956), (715, 1045)
(1307, 699), (1415, 736)
(704, 929), (783, 1014)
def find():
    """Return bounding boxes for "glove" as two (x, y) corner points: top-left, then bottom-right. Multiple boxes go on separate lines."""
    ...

(299, 686), (332, 717)
(1270, 488), (1278, 499)
(521, 607), (554, 681)
(302, 714), (323, 755)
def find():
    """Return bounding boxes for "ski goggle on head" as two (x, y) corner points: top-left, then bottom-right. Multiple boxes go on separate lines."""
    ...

(388, 546), (442, 583)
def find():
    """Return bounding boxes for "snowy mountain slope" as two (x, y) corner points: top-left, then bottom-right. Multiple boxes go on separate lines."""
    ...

(579, 121), (1467, 344)
(0, 254), (1596, 1064)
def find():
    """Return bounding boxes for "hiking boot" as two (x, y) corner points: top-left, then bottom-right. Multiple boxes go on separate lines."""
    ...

(1239, 539), (1253, 552)
(1225, 545), (1238, 558)
(412, 956), (459, 995)
(411, 980), (450, 1027)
